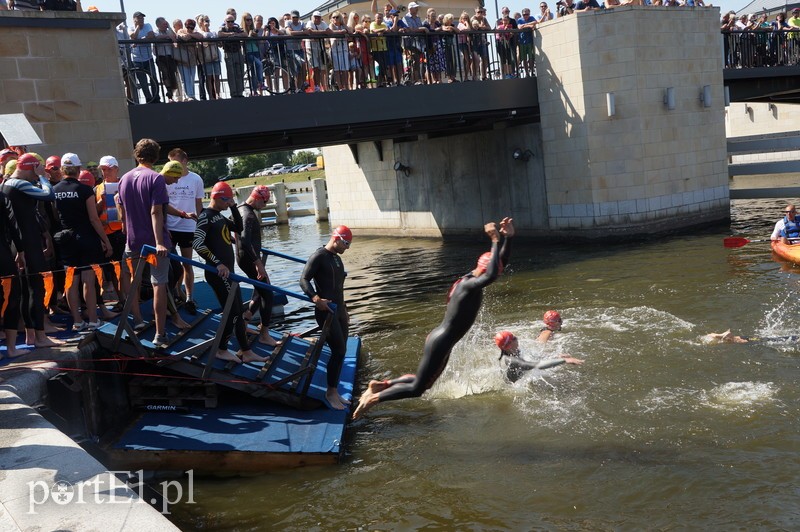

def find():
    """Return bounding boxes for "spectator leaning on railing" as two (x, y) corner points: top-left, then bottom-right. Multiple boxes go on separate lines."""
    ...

(219, 14), (245, 98)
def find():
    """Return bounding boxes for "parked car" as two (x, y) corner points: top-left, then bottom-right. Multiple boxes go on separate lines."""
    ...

(301, 164), (318, 172)
(288, 164), (304, 173)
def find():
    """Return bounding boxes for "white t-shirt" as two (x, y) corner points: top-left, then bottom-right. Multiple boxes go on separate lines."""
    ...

(771, 219), (786, 241)
(166, 171), (204, 232)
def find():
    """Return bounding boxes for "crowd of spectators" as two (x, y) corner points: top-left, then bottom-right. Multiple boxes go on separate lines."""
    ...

(0, 141), (207, 354)
(112, 0), (722, 100)
(721, 8), (800, 68)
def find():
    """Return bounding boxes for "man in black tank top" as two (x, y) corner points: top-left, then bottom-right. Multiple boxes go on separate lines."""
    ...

(300, 225), (352, 410)
(353, 218), (514, 419)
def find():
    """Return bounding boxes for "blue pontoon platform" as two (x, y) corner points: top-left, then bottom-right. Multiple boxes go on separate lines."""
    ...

(90, 247), (360, 472)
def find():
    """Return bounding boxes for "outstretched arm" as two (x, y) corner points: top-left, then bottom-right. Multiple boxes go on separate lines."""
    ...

(498, 216), (514, 267)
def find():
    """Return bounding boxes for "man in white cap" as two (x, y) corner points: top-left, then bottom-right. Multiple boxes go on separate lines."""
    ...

(305, 11), (331, 91)
(96, 155), (129, 310)
(403, 2), (427, 84)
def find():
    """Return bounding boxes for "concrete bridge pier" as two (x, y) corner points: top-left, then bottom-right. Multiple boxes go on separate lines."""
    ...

(323, 6), (730, 238)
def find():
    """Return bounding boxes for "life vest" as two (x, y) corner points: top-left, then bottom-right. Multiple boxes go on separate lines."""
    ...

(782, 216), (800, 238)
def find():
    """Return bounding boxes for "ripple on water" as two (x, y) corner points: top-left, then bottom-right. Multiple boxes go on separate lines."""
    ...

(703, 381), (778, 412)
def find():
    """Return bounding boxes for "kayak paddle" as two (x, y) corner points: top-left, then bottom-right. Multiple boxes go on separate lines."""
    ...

(723, 237), (798, 248)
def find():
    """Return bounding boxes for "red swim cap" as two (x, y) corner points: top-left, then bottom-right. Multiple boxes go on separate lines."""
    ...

(543, 310), (562, 327)
(249, 185), (270, 202)
(45, 155), (61, 170)
(0, 149), (16, 165)
(211, 181), (233, 199)
(333, 225), (352, 244)
(476, 251), (503, 274)
(15, 153), (39, 170)
(78, 170), (95, 187)
(494, 330), (516, 350)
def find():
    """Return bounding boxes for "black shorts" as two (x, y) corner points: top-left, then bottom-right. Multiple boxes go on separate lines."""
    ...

(170, 230), (194, 249)
(108, 230), (126, 260)
(55, 229), (104, 268)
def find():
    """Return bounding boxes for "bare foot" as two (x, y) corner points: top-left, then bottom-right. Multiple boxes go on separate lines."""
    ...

(352, 387), (380, 419)
(43, 319), (63, 334)
(337, 391), (351, 405)
(326, 388), (346, 410)
(6, 348), (30, 358)
(215, 350), (242, 363)
(239, 350), (268, 364)
(35, 336), (64, 348)
(171, 316), (192, 329)
(258, 333), (279, 347)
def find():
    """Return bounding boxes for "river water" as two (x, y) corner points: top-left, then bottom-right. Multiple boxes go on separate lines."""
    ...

(168, 199), (800, 530)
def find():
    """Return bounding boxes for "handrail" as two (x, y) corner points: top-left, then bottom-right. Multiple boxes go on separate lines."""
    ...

(139, 245), (328, 308)
(261, 247), (307, 265)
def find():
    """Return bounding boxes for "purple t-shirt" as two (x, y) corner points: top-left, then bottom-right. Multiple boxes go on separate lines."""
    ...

(118, 166), (171, 254)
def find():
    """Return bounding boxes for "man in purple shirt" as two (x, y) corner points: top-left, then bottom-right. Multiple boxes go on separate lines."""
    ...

(118, 138), (173, 345)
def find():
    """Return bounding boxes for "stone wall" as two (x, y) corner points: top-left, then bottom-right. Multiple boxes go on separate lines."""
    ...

(536, 6), (729, 234)
(0, 11), (134, 168)
(323, 124), (548, 237)
(726, 102), (800, 165)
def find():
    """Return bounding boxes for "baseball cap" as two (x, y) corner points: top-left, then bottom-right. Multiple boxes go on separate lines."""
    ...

(389, 9), (399, 14)
(16, 153), (40, 170)
(133, 11), (145, 18)
(291, 10), (300, 17)
(0, 149), (16, 165)
(99, 155), (118, 167)
(793, 7), (800, 12)
(161, 160), (184, 178)
(61, 153), (82, 167)
(408, 2), (419, 8)
(312, 11), (322, 17)
(45, 155), (61, 170)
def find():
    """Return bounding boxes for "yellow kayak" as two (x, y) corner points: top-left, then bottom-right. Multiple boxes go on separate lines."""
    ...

(771, 240), (800, 264)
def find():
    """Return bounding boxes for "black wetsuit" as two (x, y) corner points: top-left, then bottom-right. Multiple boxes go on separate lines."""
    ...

(500, 350), (566, 383)
(0, 191), (24, 331)
(193, 206), (249, 351)
(378, 236), (512, 403)
(1, 177), (54, 331)
(236, 203), (273, 328)
(299, 246), (348, 389)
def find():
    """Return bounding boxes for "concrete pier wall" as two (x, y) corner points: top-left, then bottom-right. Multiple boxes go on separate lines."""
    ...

(536, 6), (729, 234)
(325, 6), (730, 237)
(323, 125), (548, 237)
(0, 11), (134, 168)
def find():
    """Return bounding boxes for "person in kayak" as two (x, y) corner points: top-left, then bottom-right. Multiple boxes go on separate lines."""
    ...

(494, 330), (583, 383)
(770, 204), (800, 244)
(352, 217), (514, 420)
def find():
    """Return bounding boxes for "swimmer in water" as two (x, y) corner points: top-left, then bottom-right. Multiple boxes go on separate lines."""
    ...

(703, 329), (799, 344)
(494, 330), (583, 383)
(538, 309), (563, 343)
(353, 217), (514, 420)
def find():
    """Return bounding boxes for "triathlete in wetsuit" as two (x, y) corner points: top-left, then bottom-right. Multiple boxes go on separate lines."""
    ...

(494, 330), (583, 383)
(1, 154), (62, 347)
(0, 190), (27, 358)
(299, 225), (353, 410)
(352, 218), (515, 419)
(193, 182), (267, 365)
(236, 186), (277, 346)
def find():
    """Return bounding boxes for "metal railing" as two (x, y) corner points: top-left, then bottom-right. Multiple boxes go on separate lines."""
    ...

(722, 30), (800, 69)
(116, 29), (536, 103)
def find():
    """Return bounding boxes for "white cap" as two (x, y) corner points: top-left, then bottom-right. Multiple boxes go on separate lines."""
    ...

(312, 10), (322, 16)
(408, 2), (419, 8)
(61, 153), (82, 167)
(99, 155), (118, 167)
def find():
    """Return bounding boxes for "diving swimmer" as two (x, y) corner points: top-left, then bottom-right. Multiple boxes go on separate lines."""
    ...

(352, 217), (514, 419)
(494, 330), (583, 383)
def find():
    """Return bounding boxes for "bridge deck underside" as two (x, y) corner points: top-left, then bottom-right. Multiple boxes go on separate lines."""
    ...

(129, 78), (540, 158)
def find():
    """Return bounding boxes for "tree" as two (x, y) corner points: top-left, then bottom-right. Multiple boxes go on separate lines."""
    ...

(188, 158), (228, 187)
(289, 150), (318, 166)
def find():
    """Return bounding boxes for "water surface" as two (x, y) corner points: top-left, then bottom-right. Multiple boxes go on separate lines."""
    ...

(171, 200), (800, 530)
